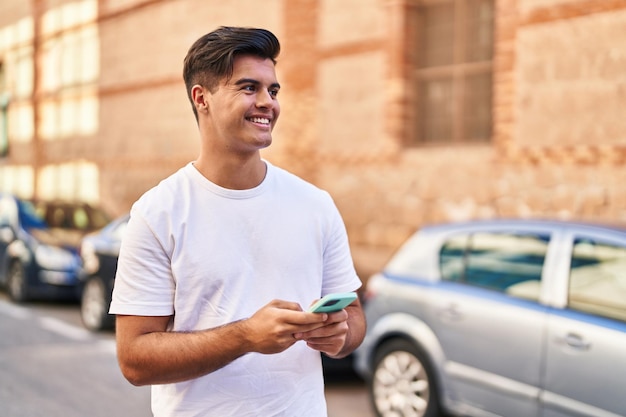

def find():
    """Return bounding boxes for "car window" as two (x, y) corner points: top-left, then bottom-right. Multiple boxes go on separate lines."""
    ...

(440, 234), (469, 282)
(73, 207), (90, 229)
(569, 238), (626, 323)
(89, 207), (110, 230)
(33, 202), (110, 231)
(49, 206), (70, 228)
(440, 232), (549, 301)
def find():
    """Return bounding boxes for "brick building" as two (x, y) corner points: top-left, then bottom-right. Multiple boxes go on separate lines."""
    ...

(1, 0), (625, 279)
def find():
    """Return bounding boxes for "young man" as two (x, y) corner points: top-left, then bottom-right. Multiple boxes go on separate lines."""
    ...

(109, 26), (365, 416)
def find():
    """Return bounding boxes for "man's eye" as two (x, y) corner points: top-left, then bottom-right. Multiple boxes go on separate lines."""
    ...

(243, 85), (256, 92)
(270, 89), (279, 98)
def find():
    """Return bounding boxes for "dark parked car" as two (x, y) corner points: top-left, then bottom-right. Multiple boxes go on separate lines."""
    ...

(0, 192), (110, 302)
(354, 219), (626, 417)
(79, 214), (129, 331)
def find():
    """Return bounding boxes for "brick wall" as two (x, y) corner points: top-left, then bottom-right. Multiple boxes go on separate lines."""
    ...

(303, 0), (626, 279)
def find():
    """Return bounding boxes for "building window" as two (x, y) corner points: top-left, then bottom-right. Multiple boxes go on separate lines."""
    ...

(40, 0), (99, 140)
(0, 62), (8, 156)
(413, 0), (494, 145)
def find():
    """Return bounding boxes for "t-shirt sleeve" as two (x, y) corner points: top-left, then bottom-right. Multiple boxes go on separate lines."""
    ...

(109, 207), (175, 316)
(320, 196), (362, 296)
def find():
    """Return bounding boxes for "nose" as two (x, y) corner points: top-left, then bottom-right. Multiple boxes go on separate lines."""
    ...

(256, 89), (274, 108)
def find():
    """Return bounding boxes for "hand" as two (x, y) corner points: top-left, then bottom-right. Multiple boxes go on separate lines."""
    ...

(293, 309), (349, 357)
(241, 300), (328, 355)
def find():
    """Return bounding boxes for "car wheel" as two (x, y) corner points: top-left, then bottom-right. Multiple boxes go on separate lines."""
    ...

(7, 261), (29, 302)
(81, 277), (114, 331)
(369, 339), (441, 417)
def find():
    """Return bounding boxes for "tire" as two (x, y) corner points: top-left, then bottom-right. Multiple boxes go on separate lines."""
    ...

(369, 338), (441, 417)
(7, 261), (29, 303)
(81, 277), (114, 331)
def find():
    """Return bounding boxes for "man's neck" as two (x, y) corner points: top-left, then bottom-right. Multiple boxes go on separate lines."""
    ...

(193, 154), (267, 190)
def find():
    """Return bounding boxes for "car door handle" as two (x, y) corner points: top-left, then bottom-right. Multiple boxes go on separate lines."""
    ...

(556, 333), (592, 351)
(438, 304), (464, 321)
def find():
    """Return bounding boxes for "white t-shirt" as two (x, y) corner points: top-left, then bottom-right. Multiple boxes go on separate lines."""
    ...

(109, 161), (361, 417)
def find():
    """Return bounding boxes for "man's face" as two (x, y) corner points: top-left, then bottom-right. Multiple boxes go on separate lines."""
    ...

(205, 55), (281, 154)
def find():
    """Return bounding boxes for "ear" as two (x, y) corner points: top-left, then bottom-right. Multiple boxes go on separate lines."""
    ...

(191, 85), (209, 114)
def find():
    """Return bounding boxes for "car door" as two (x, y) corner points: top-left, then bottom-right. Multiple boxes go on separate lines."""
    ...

(542, 230), (626, 417)
(432, 227), (555, 417)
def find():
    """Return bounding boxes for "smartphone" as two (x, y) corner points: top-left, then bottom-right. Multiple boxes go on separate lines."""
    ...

(308, 292), (358, 313)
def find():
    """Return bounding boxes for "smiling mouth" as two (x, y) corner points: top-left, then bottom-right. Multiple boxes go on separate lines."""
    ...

(247, 117), (271, 126)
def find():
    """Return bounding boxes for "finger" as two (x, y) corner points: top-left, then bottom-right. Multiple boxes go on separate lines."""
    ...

(284, 310), (328, 326)
(267, 299), (303, 311)
(295, 320), (348, 341)
(324, 310), (348, 323)
(306, 338), (344, 356)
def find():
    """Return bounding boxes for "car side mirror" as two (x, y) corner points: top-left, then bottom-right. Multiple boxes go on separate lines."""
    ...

(0, 225), (15, 243)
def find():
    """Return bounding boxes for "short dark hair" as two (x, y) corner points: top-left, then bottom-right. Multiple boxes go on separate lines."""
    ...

(183, 26), (281, 121)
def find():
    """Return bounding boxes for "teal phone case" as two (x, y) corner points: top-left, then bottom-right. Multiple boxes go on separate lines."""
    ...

(308, 292), (357, 313)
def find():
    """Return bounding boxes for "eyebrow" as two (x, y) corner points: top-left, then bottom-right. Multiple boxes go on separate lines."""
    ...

(234, 78), (281, 90)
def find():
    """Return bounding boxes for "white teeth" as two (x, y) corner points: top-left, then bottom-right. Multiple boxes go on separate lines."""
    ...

(250, 117), (270, 124)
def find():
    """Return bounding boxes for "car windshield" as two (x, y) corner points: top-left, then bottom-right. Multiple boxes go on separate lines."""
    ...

(18, 200), (110, 232)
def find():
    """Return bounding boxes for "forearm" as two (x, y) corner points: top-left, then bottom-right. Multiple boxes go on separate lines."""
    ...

(327, 303), (366, 359)
(117, 318), (252, 386)
(115, 300), (329, 386)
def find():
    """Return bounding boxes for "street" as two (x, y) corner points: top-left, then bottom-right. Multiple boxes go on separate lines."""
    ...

(0, 294), (373, 417)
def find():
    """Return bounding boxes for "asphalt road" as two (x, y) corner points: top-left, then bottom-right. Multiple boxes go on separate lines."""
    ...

(0, 297), (150, 417)
(0, 294), (373, 417)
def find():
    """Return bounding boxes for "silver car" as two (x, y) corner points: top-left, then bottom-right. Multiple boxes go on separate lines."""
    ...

(354, 219), (626, 417)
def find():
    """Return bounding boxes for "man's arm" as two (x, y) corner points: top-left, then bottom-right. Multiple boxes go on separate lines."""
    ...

(115, 300), (329, 386)
(295, 297), (366, 359)
(333, 298), (366, 358)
